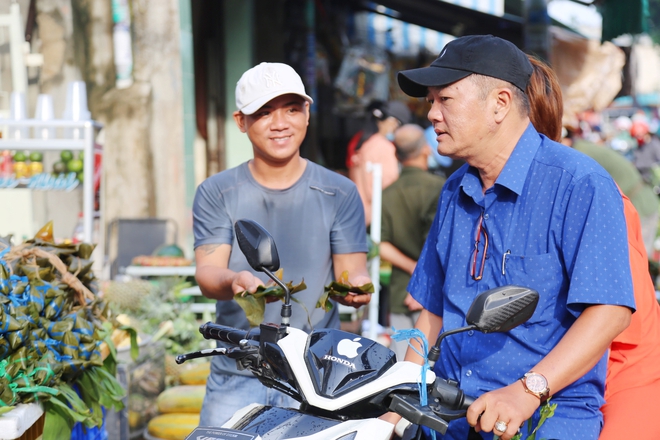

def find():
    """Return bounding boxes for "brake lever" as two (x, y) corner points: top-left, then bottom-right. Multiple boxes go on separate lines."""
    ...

(175, 347), (227, 364)
(389, 394), (450, 435)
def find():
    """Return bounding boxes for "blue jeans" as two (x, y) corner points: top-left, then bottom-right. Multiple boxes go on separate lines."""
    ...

(199, 373), (300, 428)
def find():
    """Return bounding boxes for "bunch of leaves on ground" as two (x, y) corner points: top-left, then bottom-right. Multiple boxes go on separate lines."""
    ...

(0, 222), (127, 440)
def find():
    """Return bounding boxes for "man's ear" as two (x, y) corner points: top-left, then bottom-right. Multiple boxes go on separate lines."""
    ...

(233, 111), (247, 133)
(304, 101), (311, 126)
(493, 87), (513, 123)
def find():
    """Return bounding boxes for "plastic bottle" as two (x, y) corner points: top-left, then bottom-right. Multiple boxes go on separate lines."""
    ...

(72, 212), (84, 244)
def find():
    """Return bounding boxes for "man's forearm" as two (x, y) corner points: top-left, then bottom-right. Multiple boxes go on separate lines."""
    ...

(380, 242), (416, 275)
(530, 304), (631, 395)
(195, 265), (240, 301)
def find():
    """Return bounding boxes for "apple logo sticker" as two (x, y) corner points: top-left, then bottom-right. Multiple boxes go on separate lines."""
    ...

(337, 337), (362, 359)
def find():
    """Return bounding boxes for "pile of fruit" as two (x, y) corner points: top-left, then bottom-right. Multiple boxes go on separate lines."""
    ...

(52, 150), (85, 182)
(0, 222), (127, 439)
(6, 150), (44, 179)
(146, 362), (209, 440)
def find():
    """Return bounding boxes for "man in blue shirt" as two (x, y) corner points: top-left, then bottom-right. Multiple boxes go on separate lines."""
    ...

(389, 35), (635, 440)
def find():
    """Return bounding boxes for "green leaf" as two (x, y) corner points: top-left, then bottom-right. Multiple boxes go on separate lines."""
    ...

(42, 400), (74, 440)
(118, 325), (139, 361)
(0, 406), (16, 416)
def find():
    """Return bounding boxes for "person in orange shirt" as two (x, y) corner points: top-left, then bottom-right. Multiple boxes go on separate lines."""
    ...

(347, 100), (412, 226)
(526, 54), (660, 439)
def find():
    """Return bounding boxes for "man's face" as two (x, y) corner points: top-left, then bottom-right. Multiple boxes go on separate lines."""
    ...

(426, 77), (493, 160)
(234, 94), (309, 164)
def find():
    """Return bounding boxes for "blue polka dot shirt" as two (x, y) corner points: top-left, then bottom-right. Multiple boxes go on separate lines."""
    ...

(409, 123), (636, 439)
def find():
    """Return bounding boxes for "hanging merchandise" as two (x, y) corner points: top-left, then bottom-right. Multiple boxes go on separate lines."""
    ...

(334, 45), (390, 111)
(112, 0), (134, 89)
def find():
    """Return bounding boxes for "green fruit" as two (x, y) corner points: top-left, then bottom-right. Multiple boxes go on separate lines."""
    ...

(52, 161), (67, 174)
(13, 151), (27, 162)
(60, 150), (74, 162)
(67, 159), (83, 173)
(29, 151), (43, 162)
(77, 171), (83, 183)
(79, 151), (84, 161)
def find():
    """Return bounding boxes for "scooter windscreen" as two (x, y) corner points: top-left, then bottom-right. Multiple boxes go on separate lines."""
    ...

(305, 328), (397, 398)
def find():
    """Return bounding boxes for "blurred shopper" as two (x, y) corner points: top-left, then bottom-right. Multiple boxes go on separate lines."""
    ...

(347, 100), (412, 226)
(526, 55), (660, 440)
(380, 124), (445, 360)
(631, 120), (660, 188)
(193, 62), (371, 427)
(561, 128), (659, 258)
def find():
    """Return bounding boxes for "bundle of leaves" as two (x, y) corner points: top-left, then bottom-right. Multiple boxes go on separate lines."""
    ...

(0, 222), (126, 440)
(317, 271), (374, 312)
(234, 269), (307, 327)
(233, 269), (373, 325)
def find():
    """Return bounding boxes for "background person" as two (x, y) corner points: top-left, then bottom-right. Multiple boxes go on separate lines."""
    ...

(347, 100), (412, 226)
(526, 54), (660, 440)
(391, 35), (634, 440)
(193, 62), (372, 427)
(380, 123), (445, 360)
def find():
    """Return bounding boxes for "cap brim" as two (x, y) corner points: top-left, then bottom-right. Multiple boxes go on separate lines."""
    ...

(240, 90), (313, 115)
(398, 66), (472, 97)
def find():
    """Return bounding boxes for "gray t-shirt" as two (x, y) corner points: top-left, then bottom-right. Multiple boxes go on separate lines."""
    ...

(193, 160), (367, 375)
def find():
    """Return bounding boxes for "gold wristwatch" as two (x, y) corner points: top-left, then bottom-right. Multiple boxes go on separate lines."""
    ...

(520, 371), (550, 403)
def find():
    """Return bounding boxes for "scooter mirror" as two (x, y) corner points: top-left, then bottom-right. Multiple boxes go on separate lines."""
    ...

(465, 285), (539, 333)
(234, 219), (280, 273)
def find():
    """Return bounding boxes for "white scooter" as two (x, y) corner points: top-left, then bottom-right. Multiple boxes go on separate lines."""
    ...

(176, 219), (539, 440)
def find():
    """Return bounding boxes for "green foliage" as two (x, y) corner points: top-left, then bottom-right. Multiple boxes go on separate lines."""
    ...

(510, 399), (557, 440)
(107, 276), (214, 355)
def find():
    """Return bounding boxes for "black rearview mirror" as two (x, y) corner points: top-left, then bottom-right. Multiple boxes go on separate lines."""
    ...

(466, 285), (539, 333)
(234, 219), (280, 273)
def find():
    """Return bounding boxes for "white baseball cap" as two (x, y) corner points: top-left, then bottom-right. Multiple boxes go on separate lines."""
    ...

(235, 62), (313, 115)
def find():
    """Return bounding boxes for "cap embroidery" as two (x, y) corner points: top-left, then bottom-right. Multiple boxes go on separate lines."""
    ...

(263, 70), (282, 88)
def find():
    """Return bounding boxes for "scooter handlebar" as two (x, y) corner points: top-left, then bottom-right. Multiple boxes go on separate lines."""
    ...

(199, 322), (261, 345)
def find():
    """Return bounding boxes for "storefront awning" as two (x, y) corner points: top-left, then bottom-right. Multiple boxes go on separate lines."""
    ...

(343, 0), (525, 47)
(599, 0), (649, 42)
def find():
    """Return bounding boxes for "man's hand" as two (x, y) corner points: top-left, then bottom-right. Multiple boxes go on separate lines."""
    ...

(466, 382), (539, 440)
(404, 293), (423, 312)
(332, 273), (373, 308)
(232, 270), (265, 296)
(332, 291), (371, 308)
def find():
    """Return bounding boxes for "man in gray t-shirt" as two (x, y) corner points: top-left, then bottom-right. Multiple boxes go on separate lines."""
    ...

(193, 62), (371, 428)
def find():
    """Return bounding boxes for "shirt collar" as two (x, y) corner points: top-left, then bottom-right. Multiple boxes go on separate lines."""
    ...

(460, 122), (542, 198)
(495, 123), (542, 195)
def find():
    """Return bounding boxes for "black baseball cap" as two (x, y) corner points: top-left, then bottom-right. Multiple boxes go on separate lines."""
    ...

(397, 34), (533, 97)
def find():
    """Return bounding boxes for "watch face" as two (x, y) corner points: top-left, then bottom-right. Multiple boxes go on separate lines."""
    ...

(526, 373), (548, 393)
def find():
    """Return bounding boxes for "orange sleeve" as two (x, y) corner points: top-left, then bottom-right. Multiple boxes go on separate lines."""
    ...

(612, 192), (645, 346)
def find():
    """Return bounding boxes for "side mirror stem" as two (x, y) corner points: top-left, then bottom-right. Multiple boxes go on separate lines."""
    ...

(261, 266), (292, 326)
(428, 324), (477, 368)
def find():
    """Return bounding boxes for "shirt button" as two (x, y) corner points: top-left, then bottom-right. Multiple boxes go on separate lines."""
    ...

(484, 214), (489, 220)
(466, 370), (472, 377)
(468, 330), (474, 336)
